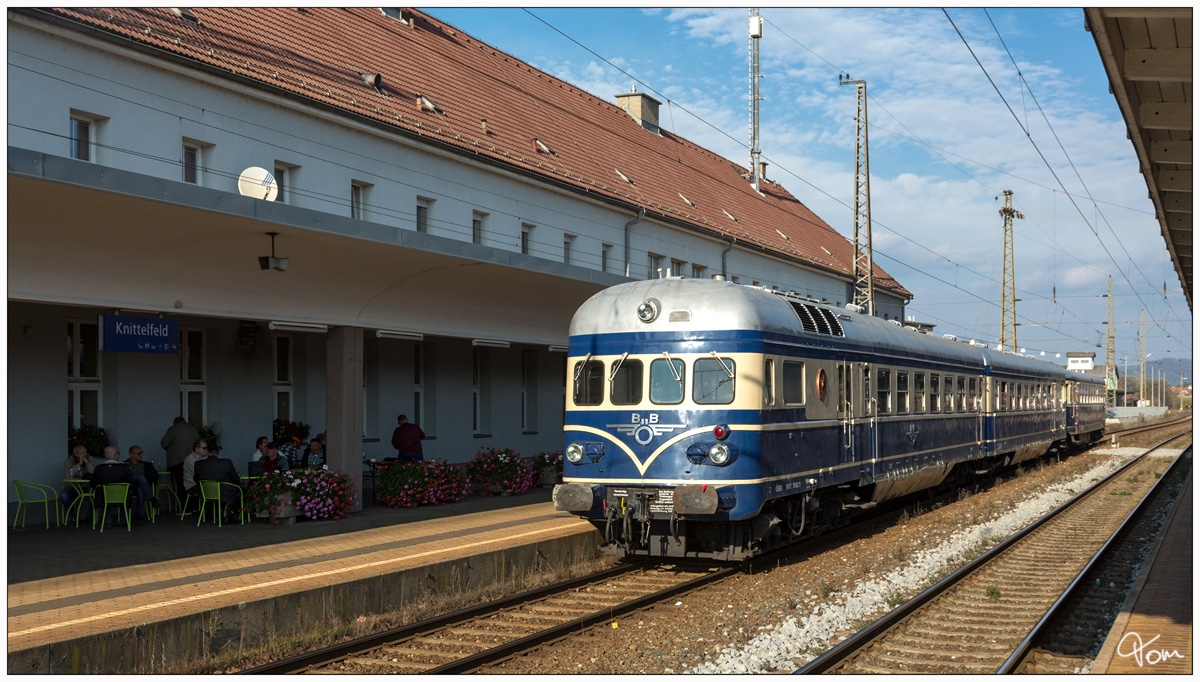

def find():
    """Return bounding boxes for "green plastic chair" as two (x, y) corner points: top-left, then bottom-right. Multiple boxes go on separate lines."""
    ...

(197, 480), (245, 527)
(92, 483), (132, 532)
(155, 472), (180, 512)
(13, 481), (60, 529)
(63, 482), (95, 528)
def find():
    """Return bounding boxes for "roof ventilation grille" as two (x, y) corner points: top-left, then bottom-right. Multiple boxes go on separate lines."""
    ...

(782, 297), (845, 337)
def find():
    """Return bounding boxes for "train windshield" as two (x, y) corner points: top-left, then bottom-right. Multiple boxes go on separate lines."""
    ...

(572, 360), (604, 406)
(650, 358), (685, 404)
(610, 359), (644, 405)
(693, 357), (736, 404)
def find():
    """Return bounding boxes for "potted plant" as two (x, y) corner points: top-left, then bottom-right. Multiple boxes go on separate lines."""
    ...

(272, 418), (311, 444)
(246, 467), (354, 523)
(68, 424), (109, 458)
(531, 451), (564, 487)
(466, 447), (536, 496)
(194, 422), (220, 448)
(376, 460), (469, 508)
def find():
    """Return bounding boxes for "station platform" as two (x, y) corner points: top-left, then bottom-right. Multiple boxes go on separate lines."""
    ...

(7, 487), (600, 674)
(1093, 471), (1193, 674)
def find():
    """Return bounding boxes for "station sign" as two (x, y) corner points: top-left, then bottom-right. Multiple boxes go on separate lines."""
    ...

(98, 314), (179, 353)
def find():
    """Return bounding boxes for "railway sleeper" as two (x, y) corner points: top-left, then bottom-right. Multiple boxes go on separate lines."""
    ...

(410, 636), (492, 649)
(378, 646), (460, 659)
(885, 637), (1018, 655)
(344, 656), (427, 671)
(500, 611), (580, 622)
(850, 651), (998, 674)
(526, 604), (598, 615)
(444, 626), (534, 638)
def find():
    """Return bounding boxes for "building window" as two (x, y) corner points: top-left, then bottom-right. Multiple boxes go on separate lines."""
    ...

(522, 349), (538, 432)
(273, 164), (291, 204)
(601, 244), (612, 272)
(472, 347), (491, 434)
(416, 198), (432, 233)
(671, 259), (686, 277)
(183, 144), (200, 184)
(67, 320), (101, 430)
(563, 234), (575, 264)
(413, 343), (424, 430)
(472, 211), (487, 245)
(273, 334), (292, 420)
(521, 224), (534, 255)
(180, 327), (207, 424)
(351, 181), (372, 219)
(70, 117), (93, 162)
(648, 253), (664, 279)
(692, 264), (706, 279)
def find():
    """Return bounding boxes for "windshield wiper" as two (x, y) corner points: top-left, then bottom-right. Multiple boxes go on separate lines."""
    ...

(608, 352), (629, 383)
(709, 350), (735, 378)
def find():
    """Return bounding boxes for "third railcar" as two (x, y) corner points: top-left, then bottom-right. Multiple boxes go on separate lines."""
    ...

(553, 278), (1105, 560)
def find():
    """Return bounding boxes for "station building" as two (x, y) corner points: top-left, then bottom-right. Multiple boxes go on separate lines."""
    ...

(7, 7), (911, 511)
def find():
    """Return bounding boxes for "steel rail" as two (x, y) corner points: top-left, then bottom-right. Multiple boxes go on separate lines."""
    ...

(238, 562), (641, 674)
(999, 438), (1192, 673)
(795, 428), (1191, 674)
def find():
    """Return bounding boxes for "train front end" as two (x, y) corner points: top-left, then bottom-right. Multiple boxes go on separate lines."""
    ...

(552, 278), (787, 560)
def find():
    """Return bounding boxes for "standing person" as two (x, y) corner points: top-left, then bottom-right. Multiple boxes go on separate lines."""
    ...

(91, 445), (140, 525)
(124, 445), (160, 513)
(390, 414), (425, 464)
(250, 436), (270, 462)
(61, 444), (96, 508)
(160, 416), (199, 503)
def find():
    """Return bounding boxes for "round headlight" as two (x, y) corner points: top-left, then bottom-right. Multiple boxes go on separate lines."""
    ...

(637, 298), (660, 323)
(709, 443), (731, 465)
(565, 443), (585, 463)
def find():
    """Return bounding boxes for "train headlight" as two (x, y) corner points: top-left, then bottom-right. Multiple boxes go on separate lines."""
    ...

(565, 443), (585, 464)
(708, 443), (731, 465)
(637, 298), (660, 323)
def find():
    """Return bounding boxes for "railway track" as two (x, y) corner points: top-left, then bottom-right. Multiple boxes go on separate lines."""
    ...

(797, 430), (1190, 675)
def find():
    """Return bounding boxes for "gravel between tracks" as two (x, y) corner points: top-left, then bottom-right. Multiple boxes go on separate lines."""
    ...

(491, 448), (1184, 675)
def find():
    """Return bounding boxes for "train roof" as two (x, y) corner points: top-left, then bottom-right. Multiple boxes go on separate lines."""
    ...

(570, 278), (1080, 380)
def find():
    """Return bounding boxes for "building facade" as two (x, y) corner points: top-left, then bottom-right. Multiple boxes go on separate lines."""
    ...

(8, 8), (910, 513)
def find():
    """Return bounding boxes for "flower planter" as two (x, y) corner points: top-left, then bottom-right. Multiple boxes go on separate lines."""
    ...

(256, 490), (299, 524)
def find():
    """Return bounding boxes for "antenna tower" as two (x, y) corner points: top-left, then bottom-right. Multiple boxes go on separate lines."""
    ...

(998, 190), (1023, 352)
(748, 9), (763, 193)
(840, 74), (874, 315)
(1105, 278), (1116, 407)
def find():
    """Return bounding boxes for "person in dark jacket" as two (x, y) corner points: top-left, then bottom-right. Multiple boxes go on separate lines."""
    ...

(390, 414), (425, 464)
(124, 445), (159, 516)
(194, 445), (244, 522)
(91, 446), (140, 525)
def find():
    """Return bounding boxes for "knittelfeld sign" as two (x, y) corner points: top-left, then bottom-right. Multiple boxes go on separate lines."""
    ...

(98, 314), (179, 353)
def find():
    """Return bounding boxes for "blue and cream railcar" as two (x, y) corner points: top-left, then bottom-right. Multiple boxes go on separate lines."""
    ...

(1063, 372), (1106, 443)
(553, 278), (1083, 560)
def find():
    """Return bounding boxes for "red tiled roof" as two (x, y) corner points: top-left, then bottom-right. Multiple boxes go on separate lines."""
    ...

(37, 7), (910, 298)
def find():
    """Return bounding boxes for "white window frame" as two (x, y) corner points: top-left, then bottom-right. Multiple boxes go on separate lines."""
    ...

(179, 327), (207, 423)
(273, 334), (293, 420)
(472, 211), (487, 245)
(563, 234), (575, 264)
(413, 343), (424, 431)
(69, 115), (96, 162)
(351, 180), (372, 220)
(521, 223), (534, 255)
(671, 259), (686, 278)
(692, 264), (706, 279)
(67, 319), (102, 430)
(274, 162), (298, 205)
(472, 347), (481, 433)
(416, 197), (433, 233)
(601, 244), (612, 273)
(648, 253), (664, 279)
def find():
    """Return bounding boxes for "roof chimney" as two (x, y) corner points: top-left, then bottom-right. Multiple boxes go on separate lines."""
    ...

(615, 88), (662, 135)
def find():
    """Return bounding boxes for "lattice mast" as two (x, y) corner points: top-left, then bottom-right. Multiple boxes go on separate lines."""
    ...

(998, 190), (1023, 352)
(748, 9), (763, 193)
(1105, 278), (1117, 407)
(840, 74), (874, 315)
(1139, 310), (1146, 405)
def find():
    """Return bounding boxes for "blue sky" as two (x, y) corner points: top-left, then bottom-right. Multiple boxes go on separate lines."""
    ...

(424, 7), (1191, 377)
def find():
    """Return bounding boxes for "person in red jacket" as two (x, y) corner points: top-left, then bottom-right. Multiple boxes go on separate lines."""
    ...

(390, 414), (425, 463)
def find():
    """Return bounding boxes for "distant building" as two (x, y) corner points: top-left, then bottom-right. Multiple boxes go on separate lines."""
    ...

(1066, 352), (1097, 373)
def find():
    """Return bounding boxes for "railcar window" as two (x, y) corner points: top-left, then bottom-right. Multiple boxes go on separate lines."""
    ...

(896, 370), (909, 414)
(930, 374), (941, 412)
(969, 377), (979, 412)
(837, 365), (845, 413)
(694, 358), (736, 404)
(999, 381), (1009, 411)
(943, 375), (953, 413)
(650, 358), (685, 405)
(877, 368), (892, 415)
(573, 360), (605, 406)
(783, 361), (804, 405)
(864, 367), (872, 416)
(764, 359), (775, 406)
(914, 372), (926, 413)
(956, 377), (966, 413)
(610, 360), (644, 405)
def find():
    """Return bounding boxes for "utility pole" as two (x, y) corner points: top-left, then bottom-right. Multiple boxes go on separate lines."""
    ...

(1105, 278), (1116, 407)
(998, 190), (1023, 352)
(748, 9), (763, 193)
(1139, 310), (1146, 406)
(840, 74), (874, 315)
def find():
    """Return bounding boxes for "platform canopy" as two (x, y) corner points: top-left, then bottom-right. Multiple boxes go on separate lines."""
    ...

(1087, 7), (1193, 310)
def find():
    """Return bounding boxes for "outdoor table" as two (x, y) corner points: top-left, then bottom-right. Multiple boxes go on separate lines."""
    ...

(363, 459), (381, 503)
(62, 478), (93, 527)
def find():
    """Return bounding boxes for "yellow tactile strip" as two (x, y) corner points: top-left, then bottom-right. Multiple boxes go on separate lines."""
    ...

(1096, 480), (1192, 674)
(8, 505), (595, 651)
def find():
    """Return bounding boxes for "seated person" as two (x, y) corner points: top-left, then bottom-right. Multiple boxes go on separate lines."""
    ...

(91, 445), (140, 525)
(124, 445), (160, 515)
(249, 436), (270, 462)
(194, 445), (243, 521)
(61, 445), (96, 509)
(278, 436), (302, 469)
(301, 437), (326, 469)
(260, 441), (290, 475)
(181, 440), (210, 500)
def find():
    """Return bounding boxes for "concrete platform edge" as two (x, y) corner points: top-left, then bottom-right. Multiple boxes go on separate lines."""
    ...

(1090, 470), (1192, 673)
(7, 528), (602, 674)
